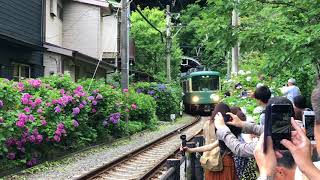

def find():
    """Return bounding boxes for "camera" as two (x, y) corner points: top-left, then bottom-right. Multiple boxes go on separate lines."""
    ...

(264, 104), (292, 152)
(223, 114), (232, 122)
(180, 134), (187, 156)
(303, 111), (315, 141)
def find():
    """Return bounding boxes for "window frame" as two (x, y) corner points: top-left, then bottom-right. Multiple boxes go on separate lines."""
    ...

(12, 63), (31, 81)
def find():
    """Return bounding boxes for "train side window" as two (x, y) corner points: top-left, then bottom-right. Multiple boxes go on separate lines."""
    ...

(186, 80), (190, 92)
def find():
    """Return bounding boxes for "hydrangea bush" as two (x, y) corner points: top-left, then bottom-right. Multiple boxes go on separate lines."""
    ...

(221, 70), (281, 122)
(0, 75), (165, 170)
(132, 82), (182, 121)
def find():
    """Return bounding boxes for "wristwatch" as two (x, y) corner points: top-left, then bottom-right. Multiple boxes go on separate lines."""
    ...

(257, 176), (274, 180)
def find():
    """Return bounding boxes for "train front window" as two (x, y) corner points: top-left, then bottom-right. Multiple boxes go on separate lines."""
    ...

(192, 75), (219, 91)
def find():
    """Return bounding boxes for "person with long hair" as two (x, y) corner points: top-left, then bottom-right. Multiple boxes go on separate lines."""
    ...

(183, 103), (239, 180)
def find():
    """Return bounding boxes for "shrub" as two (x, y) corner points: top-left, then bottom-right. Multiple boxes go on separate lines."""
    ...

(132, 82), (182, 121)
(0, 75), (162, 169)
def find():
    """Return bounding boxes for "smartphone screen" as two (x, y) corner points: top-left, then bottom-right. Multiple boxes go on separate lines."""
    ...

(305, 115), (315, 140)
(271, 104), (292, 150)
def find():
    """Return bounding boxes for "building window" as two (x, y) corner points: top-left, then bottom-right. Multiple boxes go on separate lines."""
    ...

(57, 0), (63, 20)
(13, 63), (31, 81)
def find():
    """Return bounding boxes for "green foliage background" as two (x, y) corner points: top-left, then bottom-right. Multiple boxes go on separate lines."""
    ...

(176, 0), (318, 99)
(130, 7), (183, 82)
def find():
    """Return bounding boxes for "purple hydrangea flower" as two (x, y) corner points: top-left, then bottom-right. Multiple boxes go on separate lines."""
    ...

(92, 101), (98, 106)
(72, 107), (80, 116)
(148, 90), (155, 95)
(7, 152), (16, 160)
(136, 89), (143, 93)
(109, 112), (121, 124)
(88, 96), (94, 101)
(72, 120), (79, 127)
(0, 100), (3, 108)
(54, 106), (61, 113)
(28, 115), (35, 122)
(96, 94), (103, 100)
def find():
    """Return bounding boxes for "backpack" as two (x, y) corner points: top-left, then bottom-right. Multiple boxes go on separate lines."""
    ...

(233, 135), (257, 180)
(199, 120), (224, 171)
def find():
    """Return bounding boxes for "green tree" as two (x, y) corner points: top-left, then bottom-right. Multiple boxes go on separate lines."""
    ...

(130, 7), (183, 81)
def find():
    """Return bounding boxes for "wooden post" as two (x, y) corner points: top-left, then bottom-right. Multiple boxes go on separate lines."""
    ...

(194, 136), (204, 180)
(187, 142), (196, 180)
(166, 158), (180, 180)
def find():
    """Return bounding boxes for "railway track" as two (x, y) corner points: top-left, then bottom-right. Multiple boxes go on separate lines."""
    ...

(76, 116), (203, 180)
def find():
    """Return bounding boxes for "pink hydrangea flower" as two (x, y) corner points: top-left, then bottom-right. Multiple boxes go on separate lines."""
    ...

(79, 103), (84, 109)
(17, 82), (24, 92)
(24, 107), (31, 113)
(29, 135), (36, 143)
(28, 79), (41, 88)
(53, 135), (60, 142)
(60, 89), (65, 95)
(131, 104), (137, 110)
(36, 134), (43, 142)
(37, 108), (43, 114)
(123, 88), (128, 92)
(92, 108), (97, 113)
(0, 100), (3, 108)
(57, 123), (64, 129)
(41, 120), (47, 126)
(35, 98), (42, 105)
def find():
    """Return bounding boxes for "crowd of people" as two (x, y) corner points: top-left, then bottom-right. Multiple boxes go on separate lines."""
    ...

(181, 78), (320, 180)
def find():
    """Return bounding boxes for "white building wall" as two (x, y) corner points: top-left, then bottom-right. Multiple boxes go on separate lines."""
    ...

(102, 15), (118, 58)
(62, 1), (101, 59)
(45, 0), (63, 45)
(43, 52), (62, 76)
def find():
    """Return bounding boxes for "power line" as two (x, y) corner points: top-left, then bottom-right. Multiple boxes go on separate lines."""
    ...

(132, 2), (164, 42)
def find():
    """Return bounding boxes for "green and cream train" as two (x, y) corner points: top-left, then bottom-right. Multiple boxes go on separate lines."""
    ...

(181, 69), (221, 113)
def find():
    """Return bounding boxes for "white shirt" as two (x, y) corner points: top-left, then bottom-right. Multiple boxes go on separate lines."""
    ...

(281, 85), (301, 102)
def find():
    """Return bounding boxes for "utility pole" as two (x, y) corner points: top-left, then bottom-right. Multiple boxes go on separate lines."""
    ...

(166, 5), (172, 82)
(121, 0), (129, 89)
(231, 0), (240, 74)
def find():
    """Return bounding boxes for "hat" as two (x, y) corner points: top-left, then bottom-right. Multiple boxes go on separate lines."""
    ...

(288, 78), (296, 84)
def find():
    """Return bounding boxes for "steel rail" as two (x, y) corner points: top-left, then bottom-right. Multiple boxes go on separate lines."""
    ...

(76, 116), (201, 180)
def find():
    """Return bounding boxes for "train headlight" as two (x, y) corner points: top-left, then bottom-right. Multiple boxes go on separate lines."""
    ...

(210, 94), (220, 102)
(192, 96), (200, 103)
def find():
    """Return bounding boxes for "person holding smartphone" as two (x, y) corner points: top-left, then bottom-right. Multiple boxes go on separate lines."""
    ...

(255, 83), (320, 180)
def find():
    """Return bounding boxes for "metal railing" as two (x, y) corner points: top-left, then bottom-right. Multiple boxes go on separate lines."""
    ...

(160, 135), (205, 180)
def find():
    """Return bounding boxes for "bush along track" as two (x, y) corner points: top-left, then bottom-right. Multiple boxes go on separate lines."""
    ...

(0, 75), (182, 174)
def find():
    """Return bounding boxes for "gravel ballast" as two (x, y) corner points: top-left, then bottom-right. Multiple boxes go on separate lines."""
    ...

(5, 114), (199, 180)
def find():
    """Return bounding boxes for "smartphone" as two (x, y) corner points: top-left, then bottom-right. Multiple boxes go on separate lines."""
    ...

(264, 104), (292, 152)
(223, 114), (232, 122)
(303, 111), (315, 141)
